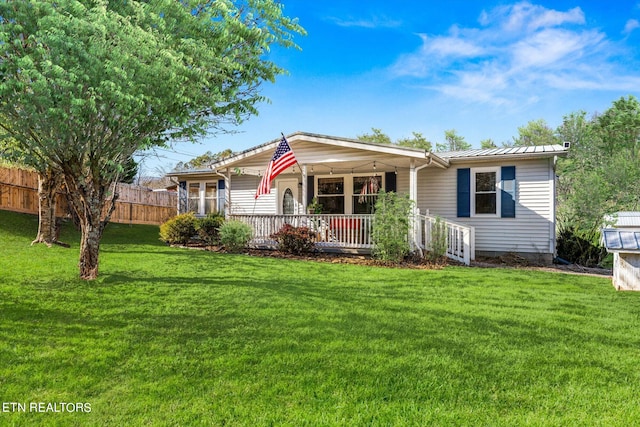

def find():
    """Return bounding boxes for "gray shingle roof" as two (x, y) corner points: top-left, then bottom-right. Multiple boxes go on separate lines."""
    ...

(602, 228), (640, 252)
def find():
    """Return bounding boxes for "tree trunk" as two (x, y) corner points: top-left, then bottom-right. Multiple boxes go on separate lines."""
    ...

(32, 169), (63, 246)
(78, 220), (102, 280)
(64, 176), (118, 280)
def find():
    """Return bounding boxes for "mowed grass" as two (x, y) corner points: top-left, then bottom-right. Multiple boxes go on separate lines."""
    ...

(1, 210), (639, 426)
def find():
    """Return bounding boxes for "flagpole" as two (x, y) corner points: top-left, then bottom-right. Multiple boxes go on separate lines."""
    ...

(282, 132), (303, 172)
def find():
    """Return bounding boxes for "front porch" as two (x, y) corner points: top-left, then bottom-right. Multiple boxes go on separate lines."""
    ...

(231, 212), (475, 265)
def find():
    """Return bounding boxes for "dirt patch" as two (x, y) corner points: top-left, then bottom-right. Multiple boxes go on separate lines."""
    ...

(472, 254), (612, 278)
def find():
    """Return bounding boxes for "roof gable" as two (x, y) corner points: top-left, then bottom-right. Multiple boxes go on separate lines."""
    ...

(207, 131), (448, 170)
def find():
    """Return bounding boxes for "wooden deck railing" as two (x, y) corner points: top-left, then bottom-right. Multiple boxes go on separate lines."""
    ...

(231, 212), (475, 265)
(230, 214), (374, 250)
(414, 214), (475, 265)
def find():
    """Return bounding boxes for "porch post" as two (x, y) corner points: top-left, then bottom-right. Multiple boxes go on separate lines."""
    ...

(301, 164), (307, 215)
(409, 160), (419, 252)
(225, 169), (231, 218)
(409, 159), (417, 204)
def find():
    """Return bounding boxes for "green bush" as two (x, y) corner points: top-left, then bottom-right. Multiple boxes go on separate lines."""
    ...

(371, 191), (413, 263)
(427, 216), (448, 262)
(556, 224), (607, 267)
(159, 212), (197, 245)
(271, 224), (316, 255)
(195, 213), (225, 245)
(219, 220), (252, 253)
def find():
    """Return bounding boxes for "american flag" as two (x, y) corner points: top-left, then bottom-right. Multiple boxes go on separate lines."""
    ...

(255, 136), (297, 199)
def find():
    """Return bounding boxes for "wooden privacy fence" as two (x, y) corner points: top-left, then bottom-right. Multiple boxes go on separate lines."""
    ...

(0, 167), (176, 225)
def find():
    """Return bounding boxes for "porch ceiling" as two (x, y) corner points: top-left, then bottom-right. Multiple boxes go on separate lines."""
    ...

(298, 156), (431, 175)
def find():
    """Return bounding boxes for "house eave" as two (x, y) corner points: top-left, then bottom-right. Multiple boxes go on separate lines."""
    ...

(206, 131), (450, 171)
(444, 150), (568, 164)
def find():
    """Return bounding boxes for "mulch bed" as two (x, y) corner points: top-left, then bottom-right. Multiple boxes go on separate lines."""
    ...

(181, 244), (611, 276)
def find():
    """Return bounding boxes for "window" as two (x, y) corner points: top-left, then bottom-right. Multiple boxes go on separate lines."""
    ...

(317, 177), (344, 214)
(352, 176), (382, 214)
(204, 183), (216, 214)
(474, 170), (497, 215)
(188, 183), (200, 213)
(187, 181), (221, 215)
(458, 166), (516, 218)
(282, 188), (295, 214)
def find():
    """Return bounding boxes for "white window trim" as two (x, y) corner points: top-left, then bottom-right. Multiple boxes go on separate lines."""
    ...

(315, 174), (385, 214)
(187, 180), (219, 216)
(471, 167), (501, 217)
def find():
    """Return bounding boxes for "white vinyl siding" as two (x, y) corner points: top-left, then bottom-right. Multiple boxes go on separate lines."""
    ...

(418, 158), (554, 255)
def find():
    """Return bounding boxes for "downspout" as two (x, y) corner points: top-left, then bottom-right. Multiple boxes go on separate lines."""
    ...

(550, 156), (558, 257)
(410, 156), (433, 257)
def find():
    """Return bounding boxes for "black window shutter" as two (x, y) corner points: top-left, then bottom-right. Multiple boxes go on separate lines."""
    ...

(457, 168), (471, 217)
(501, 166), (516, 218)
(306, 175), (315, 206)
(384, 171), (396, 192)
(178, 181), (188, 214)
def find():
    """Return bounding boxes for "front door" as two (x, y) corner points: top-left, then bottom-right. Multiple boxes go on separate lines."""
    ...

(277, 179), (299, 215)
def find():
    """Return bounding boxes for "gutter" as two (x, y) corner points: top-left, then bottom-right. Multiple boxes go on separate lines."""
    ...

(426, 152), (450, 169)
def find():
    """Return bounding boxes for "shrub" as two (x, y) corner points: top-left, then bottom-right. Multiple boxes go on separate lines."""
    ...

(219, 220), (252, 253)
(556, 224), (607, 267)
(371, 191), (413, 263)
(427, 216), (448, 262)
(271, 224), (316, 255)
(195, 213), (225, 245)
(159, 212), (197, 245)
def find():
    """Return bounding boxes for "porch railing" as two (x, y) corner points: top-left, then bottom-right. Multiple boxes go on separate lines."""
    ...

(230, 214), (374, 250)
(414, 214), (475, 265)
(231, 213), (475, 265)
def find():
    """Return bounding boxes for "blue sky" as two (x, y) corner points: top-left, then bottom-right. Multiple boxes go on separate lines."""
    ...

(143, 0), (640, 173)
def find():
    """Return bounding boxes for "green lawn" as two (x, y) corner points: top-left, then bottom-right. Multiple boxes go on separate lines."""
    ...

(1, 210), (639, 426)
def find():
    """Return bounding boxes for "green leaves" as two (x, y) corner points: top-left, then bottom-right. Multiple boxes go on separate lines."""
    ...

(557, 96), (640, 236)
(0, 0), (304, 278)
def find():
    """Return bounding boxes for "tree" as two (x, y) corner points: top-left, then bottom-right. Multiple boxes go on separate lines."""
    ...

(0, 0), (304, 279)
(397, 132), (433, 151)
(480, 138), (497, 149)
(512, 119), (561, 146)
(174, 149), (235, 171)
(0, 127), (64, 246)
(556, 96), (640, 260)
(120, 157), (139, 185)
(357, 128), (433, 151)
(436, 129), (471, 152)
(357, 128), (392, 145)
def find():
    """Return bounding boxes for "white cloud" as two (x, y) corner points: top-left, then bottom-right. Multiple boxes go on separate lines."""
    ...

(511, 28), (605, 69)
(425, 34), (485, 57)
(623, 19), (640, 34)
(389, 1), (632, 106)
(480, 2), (584, 32)
(327, 14), (402, 29)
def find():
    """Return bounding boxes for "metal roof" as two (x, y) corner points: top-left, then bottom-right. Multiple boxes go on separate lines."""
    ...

(167, 134), (568, 176)
(606, 212), (640, 228)
(438, 145), (568, 160)
(602, 228), (640, 252)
